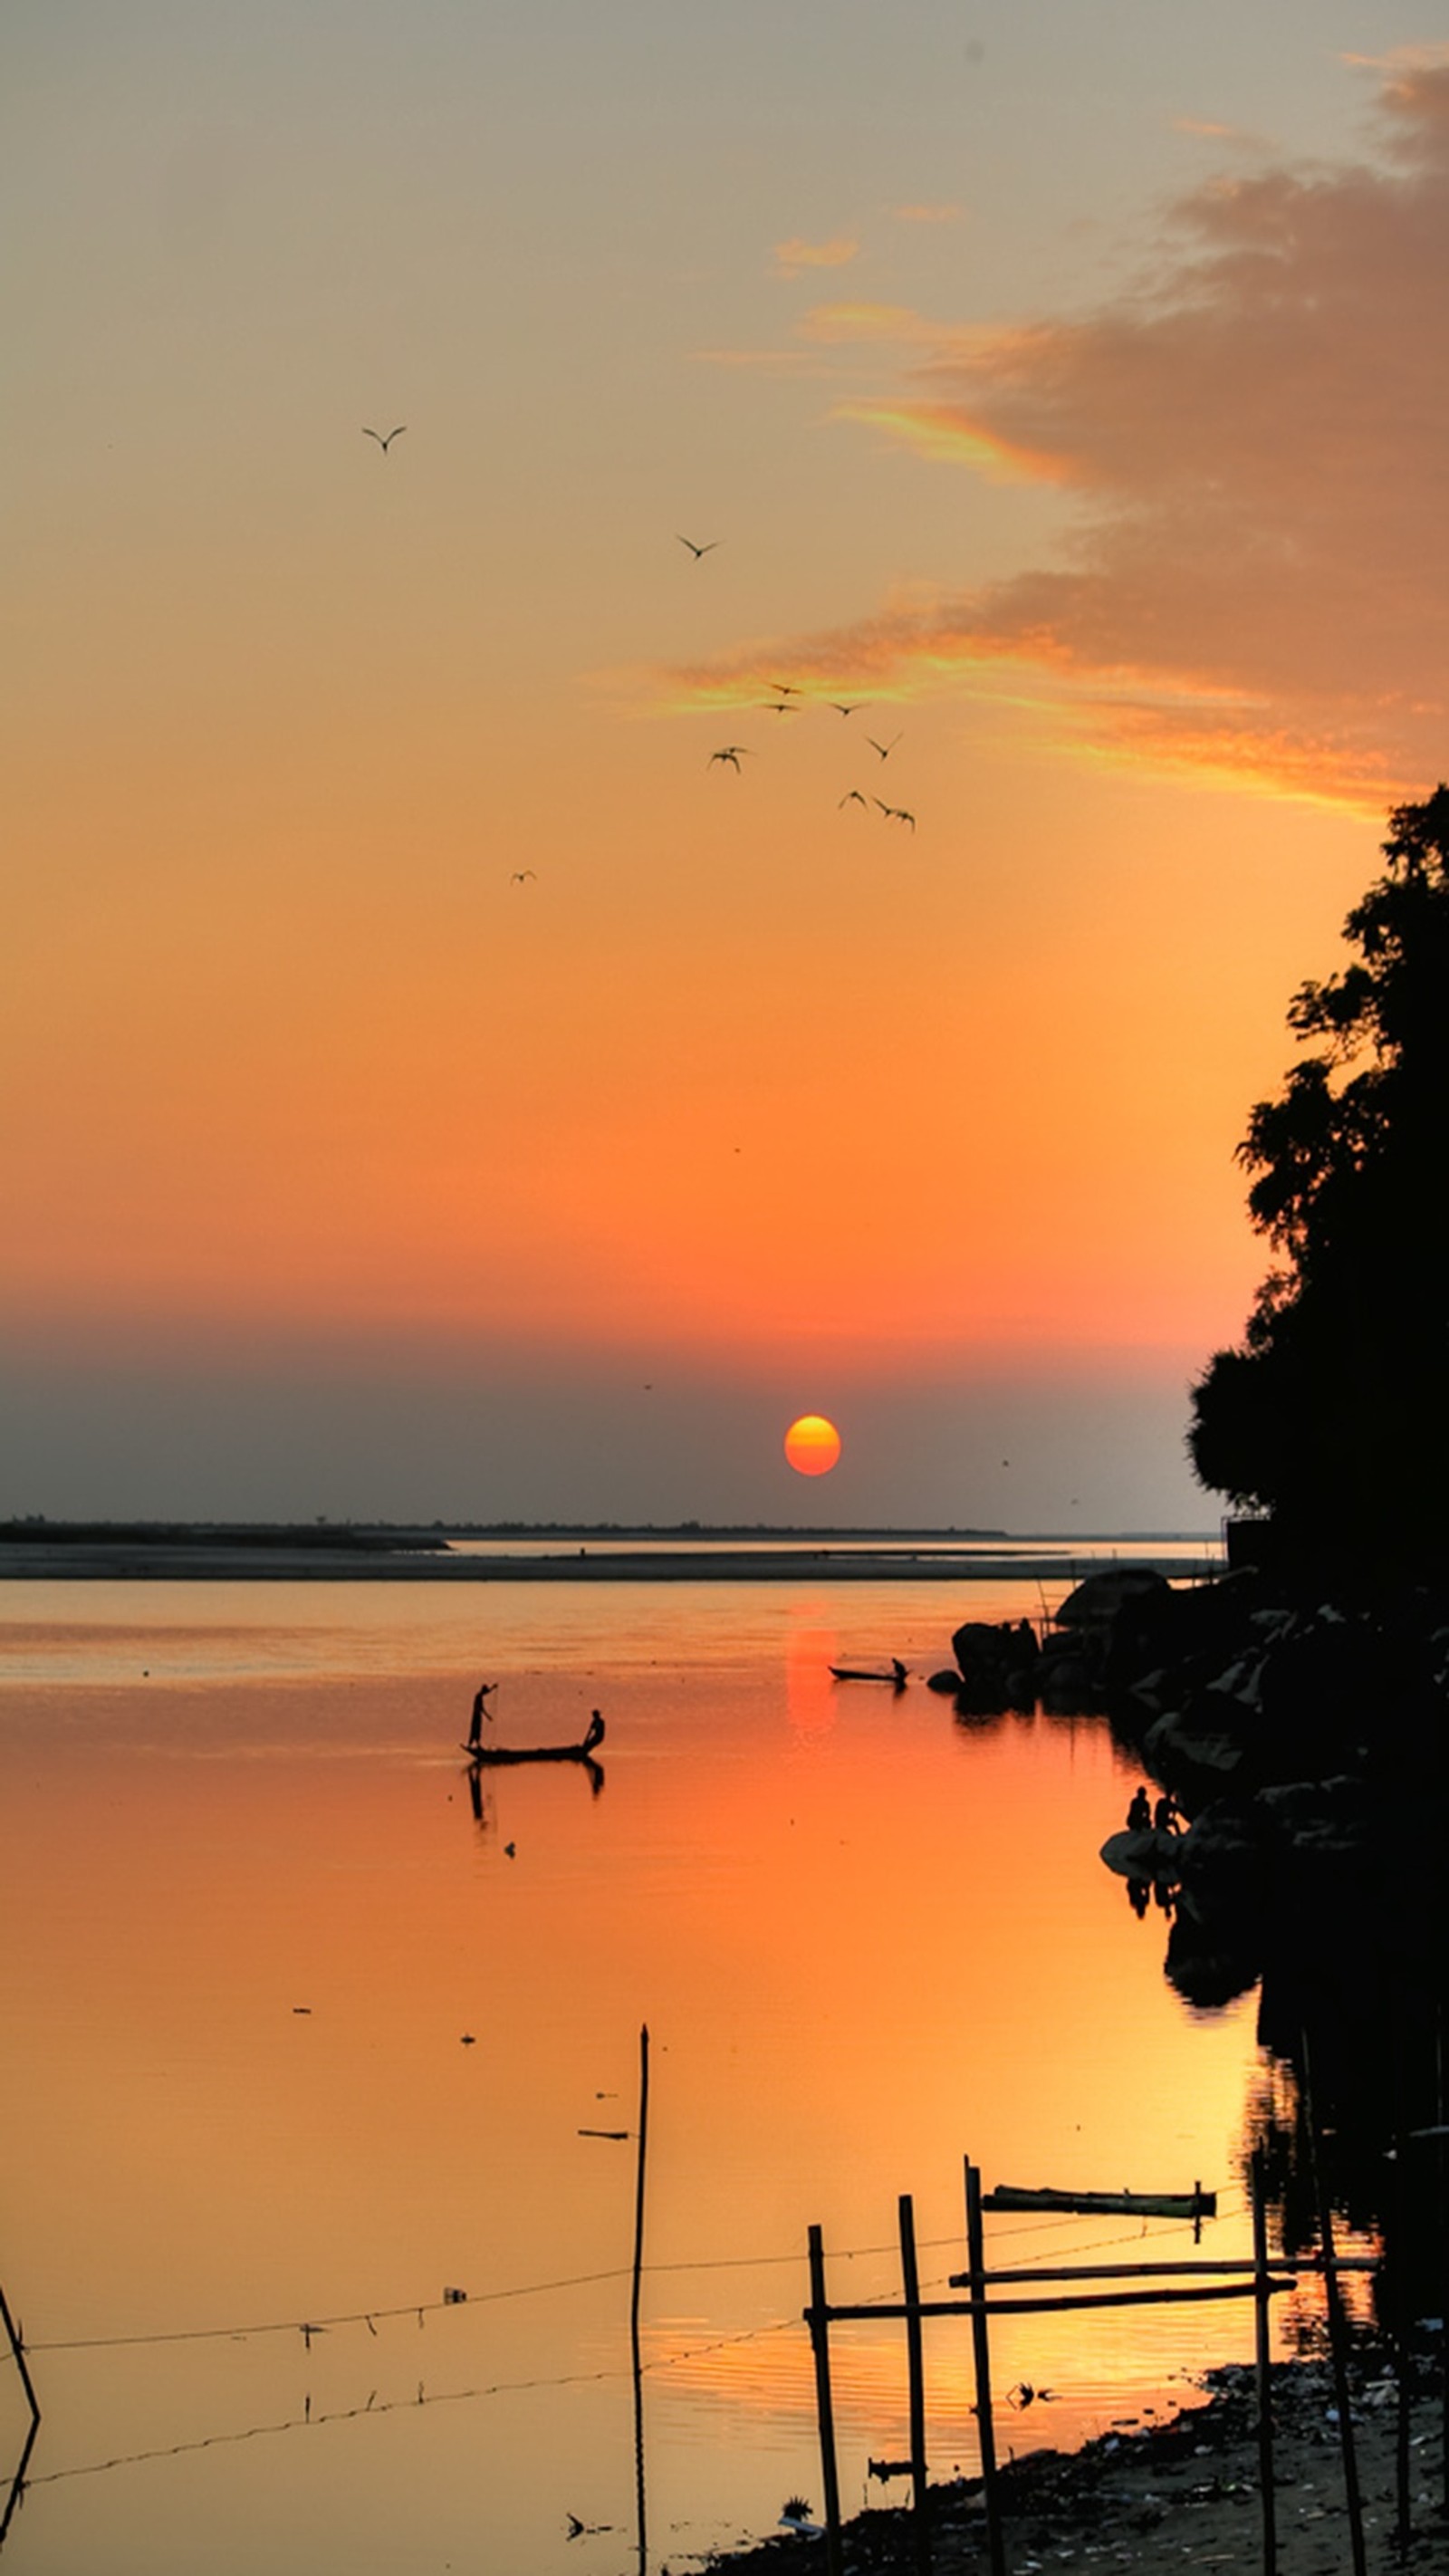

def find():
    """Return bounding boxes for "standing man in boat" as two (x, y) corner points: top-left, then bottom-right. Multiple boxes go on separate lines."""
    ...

(468, 1680), (497, 1751)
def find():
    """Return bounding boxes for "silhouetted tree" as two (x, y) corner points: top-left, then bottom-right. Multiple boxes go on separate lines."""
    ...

(1189, 785), (1449, 1561)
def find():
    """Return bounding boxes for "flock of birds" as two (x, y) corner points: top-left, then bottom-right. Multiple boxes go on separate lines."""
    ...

(359, 430), (918, 853)
(677, 534), (918, 832)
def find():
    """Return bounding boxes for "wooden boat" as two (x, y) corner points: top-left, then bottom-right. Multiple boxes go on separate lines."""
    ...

(464, 1709), (605, 1766)
(982, 2181), (1216, 2220)
(829, 1661), (907, 1684)
(1099, 1825), (1183, 1881)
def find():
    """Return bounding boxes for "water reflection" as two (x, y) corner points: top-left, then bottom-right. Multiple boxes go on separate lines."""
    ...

(1096, 1750), (1448, 2338)
(0, 1580), (1285, 2575)
(0, 2409), (38, 2556)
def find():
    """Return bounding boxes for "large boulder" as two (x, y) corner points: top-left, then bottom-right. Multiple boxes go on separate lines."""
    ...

(1055, 1567), (1171, 1629)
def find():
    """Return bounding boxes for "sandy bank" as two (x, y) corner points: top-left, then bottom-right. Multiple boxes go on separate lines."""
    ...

(0, 1545), (1217, 1584)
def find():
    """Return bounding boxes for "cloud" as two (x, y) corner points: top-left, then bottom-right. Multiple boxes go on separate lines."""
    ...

(830, 397), (1060, 480)
(889, 201), (967, 225)
(1169, 117), (1270, 152)
(772, 235), (859, 279)
(796, 300), (933, 345)
(692, 67), (1449, 808)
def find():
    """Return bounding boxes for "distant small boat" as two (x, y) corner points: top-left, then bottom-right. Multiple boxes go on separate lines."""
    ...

(829, 1660), (908, 1685)
(464, 1709), (606, 1767)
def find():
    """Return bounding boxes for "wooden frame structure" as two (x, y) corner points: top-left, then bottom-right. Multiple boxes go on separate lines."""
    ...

(803, 2154), (1382, 2576)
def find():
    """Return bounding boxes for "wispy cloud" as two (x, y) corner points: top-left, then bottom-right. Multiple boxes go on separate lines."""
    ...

(772, 235), (859, 279)
(1169, 116), (1268, 151)
(796, 301), (932, 345)
(889, 201), (967, 225)
(681, 66), (1449, 808)
(830, 398), (1061, 481)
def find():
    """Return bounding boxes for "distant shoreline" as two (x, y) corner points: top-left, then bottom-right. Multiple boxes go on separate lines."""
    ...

(0, 1536), (1221, 1585)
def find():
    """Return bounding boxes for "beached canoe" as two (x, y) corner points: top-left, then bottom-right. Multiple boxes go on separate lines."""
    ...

(981, 2182), (1216, 2220)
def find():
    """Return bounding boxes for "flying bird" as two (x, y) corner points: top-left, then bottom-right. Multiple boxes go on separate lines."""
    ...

(830, 702), (866, 716)
(362, 425), (407, 454)
(839, 789), (869, 809)
(766, 679), (803, 697)
(762, 698), (802, 716)
(867, 732), (902, 760)
(677, 533), (720, 558)
(509, 870), (538, 883)
(875, 800), (916, 830)
(708, 746), (752, 770)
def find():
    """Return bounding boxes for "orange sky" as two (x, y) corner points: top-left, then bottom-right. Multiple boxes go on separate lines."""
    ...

(4, 9), (1444, 1520)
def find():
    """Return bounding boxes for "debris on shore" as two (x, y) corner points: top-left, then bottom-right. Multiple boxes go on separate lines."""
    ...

(706, 2346), (1447, 2573)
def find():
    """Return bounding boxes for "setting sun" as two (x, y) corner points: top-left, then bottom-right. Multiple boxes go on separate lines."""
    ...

(783, 1414), (842, 1475)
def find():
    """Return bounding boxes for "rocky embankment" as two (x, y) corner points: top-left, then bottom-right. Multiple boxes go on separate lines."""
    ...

(932, 1563), (1449, 1897)
(935, 1562), (1449, 2142)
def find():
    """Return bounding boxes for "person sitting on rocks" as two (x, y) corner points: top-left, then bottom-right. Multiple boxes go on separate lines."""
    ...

(1153, 1789), (1181, 1837)
(1127, 1784), (1153, 1832)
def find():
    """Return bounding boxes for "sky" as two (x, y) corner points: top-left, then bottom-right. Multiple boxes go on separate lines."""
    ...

(4, 2), (1446, 1528)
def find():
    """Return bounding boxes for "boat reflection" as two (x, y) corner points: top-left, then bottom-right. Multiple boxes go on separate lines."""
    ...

(463, 1709), (606, 1800)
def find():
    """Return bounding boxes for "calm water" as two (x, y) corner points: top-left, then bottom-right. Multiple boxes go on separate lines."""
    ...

(0, 1553), (1319, 2576)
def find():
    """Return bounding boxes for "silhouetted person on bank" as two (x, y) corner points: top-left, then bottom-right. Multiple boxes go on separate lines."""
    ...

(1153, 1791), (1180, 1837)
(1127, 1784), (1152, 1832)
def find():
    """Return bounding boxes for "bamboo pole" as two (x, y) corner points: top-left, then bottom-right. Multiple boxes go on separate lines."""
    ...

(898, 2196), (932, 2575)
(1251, 2148), (1276, 2576)
(1438, 2004), (1448, 2517)
(1393, 2112), (1411, 2554)
(806, 2226), (844, 2576)
(1301, 2030), (1367, 2576)
(820, 2280), (1289, 2322)
(964, 2161), (1007, 2576)
(631, 2024), (649, 2576)
(947, 2257), (1377, 2287)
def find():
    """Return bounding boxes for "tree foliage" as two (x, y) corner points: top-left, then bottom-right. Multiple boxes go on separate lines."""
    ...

(1189, 786), (1449, 1555)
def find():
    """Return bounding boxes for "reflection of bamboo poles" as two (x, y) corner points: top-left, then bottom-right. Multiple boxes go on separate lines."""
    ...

(1250, 2147), (1277, 2576)
(0, 2282), (40, 2559)
(1300, 2027), (1367, 2576)
(631, 2024), (649, 2576)
(0, 2417), (38, 2556)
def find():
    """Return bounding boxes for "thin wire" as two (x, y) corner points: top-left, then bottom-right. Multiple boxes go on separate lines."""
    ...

(24, 2235), (962, 2356)
(25, 2269), (634, 2356)
(23, 2309), (807, 2493)
(23, 2206), (1247, 2359)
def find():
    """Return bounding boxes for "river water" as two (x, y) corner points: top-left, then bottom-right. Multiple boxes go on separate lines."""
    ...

(0, 1544), (1323, 2576)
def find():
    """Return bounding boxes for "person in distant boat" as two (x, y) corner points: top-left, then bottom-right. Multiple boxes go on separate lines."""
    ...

(1153, 1789), (1181, 1837)
(892, 1658), (908, 1686)
(468, 1681), (497, 1750)
(1127, 1783), (1153, 1832)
